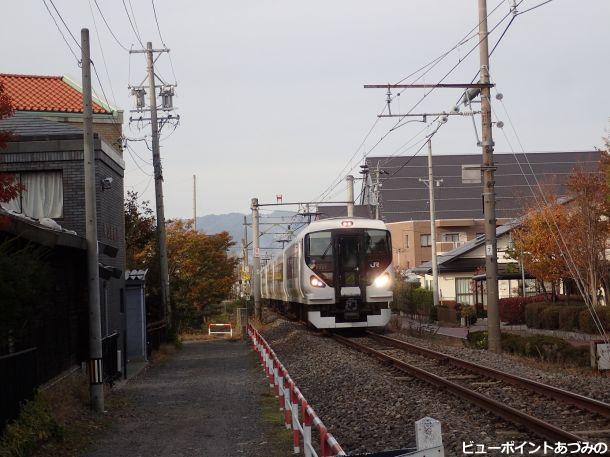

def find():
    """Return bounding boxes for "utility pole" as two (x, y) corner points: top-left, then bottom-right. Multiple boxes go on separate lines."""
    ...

(372, 164), (388, 220)
(242, 215), (249, 297)
(81, 28), (104, 413)
(478, 0), (501, 353)
(419, 140), (442, 308)
(146, 42), (171, 328)
(192, 174), (197, 231)
(346, 175), (354, 217)
(129, 43), (178, 329)
(251, 198), (262, 321)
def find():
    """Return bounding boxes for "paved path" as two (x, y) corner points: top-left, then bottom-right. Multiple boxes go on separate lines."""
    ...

(86, 339), (267, 457)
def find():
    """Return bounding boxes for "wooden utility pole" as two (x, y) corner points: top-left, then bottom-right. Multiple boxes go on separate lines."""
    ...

(251, 198), (262, 321)
(81, 28), (104, 412)
(145, 41), (172, 328)
(346, 175), (354, 217)
(478, 0), (501, 353)
(192, 174), (197, 231)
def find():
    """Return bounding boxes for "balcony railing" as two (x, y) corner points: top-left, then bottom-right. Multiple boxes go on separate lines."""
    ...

(436, 240), (466, 253)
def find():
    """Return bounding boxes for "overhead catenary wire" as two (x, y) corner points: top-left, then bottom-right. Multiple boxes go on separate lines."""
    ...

(315, 1), (522, 204)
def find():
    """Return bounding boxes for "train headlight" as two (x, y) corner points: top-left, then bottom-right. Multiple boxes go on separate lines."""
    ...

(310, 275), (326, 288)
(341, 220), (354, 227)
(373, 272), (391, 288)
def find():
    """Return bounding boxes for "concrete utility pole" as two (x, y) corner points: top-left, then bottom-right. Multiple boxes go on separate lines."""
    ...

(242, 215), (249, 297)
(81, 28), (104, 413)
(146, 41), (172, 328)
(192, 174), (197, 231)
(478, 0), (501, 353)
(426, 140), (440, 308)
(346, 175), (354, 217)
(251, 198), (262, 321)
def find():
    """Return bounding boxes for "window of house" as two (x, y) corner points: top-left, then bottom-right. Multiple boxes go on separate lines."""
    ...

(455, 278), (474, 305)
(443, 233), (460, 243)
(404, 233), (409, 248)
(0, 171), (63, 219)
(420, 234), (431, 247)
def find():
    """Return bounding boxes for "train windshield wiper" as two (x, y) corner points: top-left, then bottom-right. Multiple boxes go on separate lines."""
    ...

(320, 242), (332, 259)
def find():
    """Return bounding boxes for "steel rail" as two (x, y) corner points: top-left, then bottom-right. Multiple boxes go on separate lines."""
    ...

(332, 334), (583, 443)
(367, 332), (610, 419)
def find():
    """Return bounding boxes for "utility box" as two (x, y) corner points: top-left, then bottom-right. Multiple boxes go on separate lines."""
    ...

(236, 308), (248, 339)
(125, 270), (148, 362)
(590, 340), (610, 370)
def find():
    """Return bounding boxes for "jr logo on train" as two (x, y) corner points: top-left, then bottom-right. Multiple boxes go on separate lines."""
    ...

(260, 217), (393, 328)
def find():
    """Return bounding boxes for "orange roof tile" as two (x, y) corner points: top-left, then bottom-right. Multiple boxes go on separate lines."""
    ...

(0, 73), (111, 114)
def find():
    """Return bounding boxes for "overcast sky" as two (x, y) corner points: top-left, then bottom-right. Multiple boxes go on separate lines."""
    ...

(2, 1), (609, 217)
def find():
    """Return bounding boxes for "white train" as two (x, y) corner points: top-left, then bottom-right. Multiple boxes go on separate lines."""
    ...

(260, 217), (393, 329)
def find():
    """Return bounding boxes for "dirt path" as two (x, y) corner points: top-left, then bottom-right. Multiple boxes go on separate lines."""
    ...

(86, 339), (269, 457)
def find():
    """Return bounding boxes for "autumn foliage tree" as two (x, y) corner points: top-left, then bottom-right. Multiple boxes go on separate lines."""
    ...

(128, 203), (239, 330)
(513, 160), (610, 305)
(0, 82), (21, 204)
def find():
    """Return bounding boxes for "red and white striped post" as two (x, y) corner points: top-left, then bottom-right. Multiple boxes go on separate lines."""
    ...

(289, 380), (300, 453)
(302, 399), (313, 457)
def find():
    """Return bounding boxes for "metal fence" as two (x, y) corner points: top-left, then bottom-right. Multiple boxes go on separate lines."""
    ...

(102, 332), (120, 383)
(146, 320), (167, 358)
(0, 347), (37, 431)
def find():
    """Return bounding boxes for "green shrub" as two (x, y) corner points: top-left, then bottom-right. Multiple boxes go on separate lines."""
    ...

(0, 393), (64, 457)
(525, 303), (547, 329)
(466, 331), (488, 350)
(579, 307), (610, 334)
(539, 306), (560, 330)
(558, 306), (584, 331)
(429, 305), (438, 322)
(466, 331), (588, 366)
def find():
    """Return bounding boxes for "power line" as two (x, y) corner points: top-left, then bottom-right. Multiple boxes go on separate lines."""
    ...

(41, 0), (80, 64)
(315, 2), (520, 204)
(517, 0), (556, 15)
(47, 0), (81, 49)
(93, 0), (130, 51)
(122, 0), (144, 47)
(87, 0), (118, 108)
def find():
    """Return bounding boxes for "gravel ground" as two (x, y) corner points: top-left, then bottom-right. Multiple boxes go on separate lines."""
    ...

(86, 340), (270, 457)
(261, 318), (537, 456)
(388, 330), (610, 404)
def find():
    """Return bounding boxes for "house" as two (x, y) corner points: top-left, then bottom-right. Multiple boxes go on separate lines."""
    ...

(0, 73), (123, 151)
(412, 220), (538, 306)
(364, 151), (601, 271)
(0, 74), (126, 364)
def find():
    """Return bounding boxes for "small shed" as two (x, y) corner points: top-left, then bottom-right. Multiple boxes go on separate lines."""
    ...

(125, 269), (148, 362)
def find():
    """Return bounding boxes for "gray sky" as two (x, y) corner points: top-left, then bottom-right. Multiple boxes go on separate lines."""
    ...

(3, 1), (609, 217)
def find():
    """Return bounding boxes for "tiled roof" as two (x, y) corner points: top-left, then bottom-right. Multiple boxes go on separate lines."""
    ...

(0, 73), (110, 114)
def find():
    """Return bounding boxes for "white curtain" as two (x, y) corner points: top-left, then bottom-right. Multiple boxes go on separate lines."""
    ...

(21, 171), (63, 219)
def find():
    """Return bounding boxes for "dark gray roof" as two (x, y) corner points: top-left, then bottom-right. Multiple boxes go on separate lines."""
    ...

(367, 151), (601, 223)
(0, 112), (83, 140)
(318, 204), (372, 219)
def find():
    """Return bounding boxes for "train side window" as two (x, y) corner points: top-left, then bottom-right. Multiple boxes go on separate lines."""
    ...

(305, 231), (334, 286)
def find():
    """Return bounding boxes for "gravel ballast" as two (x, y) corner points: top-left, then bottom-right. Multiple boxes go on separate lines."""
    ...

(388, 330), (610, 404)
(261, 319), (537, 456)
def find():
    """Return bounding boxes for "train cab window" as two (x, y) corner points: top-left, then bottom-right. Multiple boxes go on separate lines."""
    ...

(364, 229), (391, 284)
(305, 231), (334, 286)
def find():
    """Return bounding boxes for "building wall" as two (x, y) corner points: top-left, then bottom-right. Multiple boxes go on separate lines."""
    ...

(0, 137), (126, 340)
(388, 218), (510, 271)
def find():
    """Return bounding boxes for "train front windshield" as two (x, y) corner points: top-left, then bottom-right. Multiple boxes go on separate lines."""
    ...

(305, 229), (391, 287)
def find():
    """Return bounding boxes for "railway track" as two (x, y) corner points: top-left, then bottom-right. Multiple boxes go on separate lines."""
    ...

(331, 331), (610, 445)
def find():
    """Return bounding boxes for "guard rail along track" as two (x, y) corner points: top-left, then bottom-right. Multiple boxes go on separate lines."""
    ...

(249, 324), (447, 457)
(332, 331), (610, 446)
